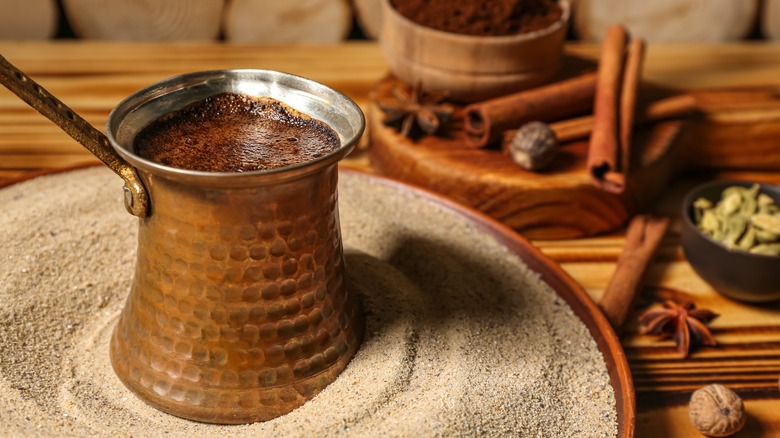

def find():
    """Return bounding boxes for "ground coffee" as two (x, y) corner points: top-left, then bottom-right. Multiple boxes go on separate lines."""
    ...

(134, 93), (339, 172)
(391, 0), (563, 36)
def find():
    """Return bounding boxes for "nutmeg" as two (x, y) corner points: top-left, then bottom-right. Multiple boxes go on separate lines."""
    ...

(504, 121), (558, 171)
(689, 384), (746, 437)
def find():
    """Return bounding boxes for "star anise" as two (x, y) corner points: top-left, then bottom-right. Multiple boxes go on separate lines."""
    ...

(377, 83), (454, 138)
(638, 299), (719, 358)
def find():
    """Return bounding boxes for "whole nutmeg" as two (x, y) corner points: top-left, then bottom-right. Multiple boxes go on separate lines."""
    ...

(504, 121), (558, 171)
(689, 384), (746, 437)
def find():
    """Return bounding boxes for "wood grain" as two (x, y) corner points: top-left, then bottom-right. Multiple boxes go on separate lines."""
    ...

(354, 0), (382, 38)
(765, 0), (780, 40)
(574, 0), (759, 42)
(223, 0), (352, 43)
(0, 41), (779, 437)
(62, 0), (224, 41)
(0, 0), (58, 40)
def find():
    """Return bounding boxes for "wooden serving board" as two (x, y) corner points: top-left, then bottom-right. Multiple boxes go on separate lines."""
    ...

(368, 76), (780, 239)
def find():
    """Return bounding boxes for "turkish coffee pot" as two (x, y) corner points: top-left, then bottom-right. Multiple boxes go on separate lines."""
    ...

(0, 55), (365, 424)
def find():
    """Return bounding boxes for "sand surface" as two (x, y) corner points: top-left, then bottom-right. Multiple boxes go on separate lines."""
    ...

(0, 167), (616, 437)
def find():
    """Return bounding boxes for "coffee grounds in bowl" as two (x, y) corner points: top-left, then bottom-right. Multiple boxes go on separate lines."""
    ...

(391, 0), (563, 36)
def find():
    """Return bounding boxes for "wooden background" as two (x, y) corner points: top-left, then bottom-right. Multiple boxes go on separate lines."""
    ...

(1, 0), (780, 43)
(1, 41), (779, 436)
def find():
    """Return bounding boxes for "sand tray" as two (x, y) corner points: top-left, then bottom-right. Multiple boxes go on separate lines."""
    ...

(0, 167), (631, 437)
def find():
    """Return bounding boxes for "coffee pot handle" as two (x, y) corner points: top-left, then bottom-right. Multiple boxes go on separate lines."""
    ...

(0, 53), (148, 217)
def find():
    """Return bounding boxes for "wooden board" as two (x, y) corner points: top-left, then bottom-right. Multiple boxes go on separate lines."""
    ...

(368, 75), (780, 239)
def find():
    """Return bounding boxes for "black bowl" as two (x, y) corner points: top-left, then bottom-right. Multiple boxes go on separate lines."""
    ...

(681, 180), (780, 302)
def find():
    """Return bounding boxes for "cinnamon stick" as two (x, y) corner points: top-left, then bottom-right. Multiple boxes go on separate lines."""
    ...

(587, 25), (629, 194)
(599, 215), (670, 332)
(501, 94), (697, 153)
(618, 37), (646, 177)
(464, 72), (597, 148)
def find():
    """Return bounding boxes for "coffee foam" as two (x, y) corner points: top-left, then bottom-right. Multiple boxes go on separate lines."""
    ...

(134, 93), (340, 172)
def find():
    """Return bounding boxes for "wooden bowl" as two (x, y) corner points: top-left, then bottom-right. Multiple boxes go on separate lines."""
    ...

(379, 0), (570, 103)
(681, 180), (780, 302)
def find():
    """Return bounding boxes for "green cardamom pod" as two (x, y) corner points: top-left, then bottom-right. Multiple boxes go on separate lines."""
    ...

(693, 197), (712, 223)
(746, 183), (761, 199)
(749, 243), (780, 256)
(719, 192), (742, 216)
(694, 197), (713, 209)
(758, 193), (773, 208)
(751, 213), (780, 235)
(700, 210), (720, 235)
(756, 228), (779, 243)
(738, 225), (756, 250)
(759, 203), (780, 215)
(725, 215), (747, 245)
(740, 196), (757, 217)
(722, 186), (746, 200)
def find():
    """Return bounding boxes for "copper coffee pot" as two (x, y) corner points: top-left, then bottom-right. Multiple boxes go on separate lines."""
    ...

(0, 57), (365, 424)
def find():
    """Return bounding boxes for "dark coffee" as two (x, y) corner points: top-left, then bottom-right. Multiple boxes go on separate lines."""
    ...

(134, 93), (340, 172)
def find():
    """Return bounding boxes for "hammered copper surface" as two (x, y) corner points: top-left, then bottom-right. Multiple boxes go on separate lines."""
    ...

(110, 164), (364, 424)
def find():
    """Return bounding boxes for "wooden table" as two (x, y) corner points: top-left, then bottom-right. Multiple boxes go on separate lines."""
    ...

(1, 41), (779, 437)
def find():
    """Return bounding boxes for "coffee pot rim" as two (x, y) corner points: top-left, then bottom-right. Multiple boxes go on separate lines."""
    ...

(105, 69), (366, 186)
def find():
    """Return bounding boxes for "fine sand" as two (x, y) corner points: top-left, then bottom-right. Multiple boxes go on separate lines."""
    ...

(0, 167), (617, 437)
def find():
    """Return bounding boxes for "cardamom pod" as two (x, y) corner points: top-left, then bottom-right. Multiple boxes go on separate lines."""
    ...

(738, 225), (756, 250)
(749, 243), (780, 256)
(694, 197), (713, 209)
(725, 215), (747, 246)
(699, 210), (721, 235)
(751, 213), (780, 235)
(758, 193), (773, 208)
(756, 228), (779, 244)
(719, 192), (742, 216)
(759, 203), (780, 215)
(740, 196), (757, 217)
(693, 197), (713, 223)
(722, 186), (747, 200)
(745, 183), (761, 199)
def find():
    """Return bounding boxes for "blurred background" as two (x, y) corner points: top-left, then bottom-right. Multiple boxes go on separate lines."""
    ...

(1, 0), (778, 43)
